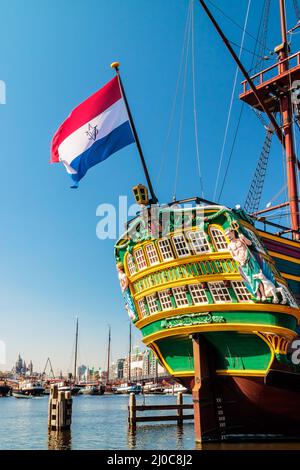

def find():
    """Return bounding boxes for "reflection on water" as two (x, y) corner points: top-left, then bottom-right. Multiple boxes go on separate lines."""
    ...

(48, 430), (72, 450)
(0, 394), (300, 450)
(199, 442), (300, 451)
(128, 423), (185, 450)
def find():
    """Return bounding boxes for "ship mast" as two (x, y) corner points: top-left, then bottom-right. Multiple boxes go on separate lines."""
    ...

(277, 0), (300, 236)
(199, 0), (300, 239)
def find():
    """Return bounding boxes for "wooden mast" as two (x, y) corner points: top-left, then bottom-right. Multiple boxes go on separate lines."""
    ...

(199, 0), (300, 239)
(278, 0), (300, 238)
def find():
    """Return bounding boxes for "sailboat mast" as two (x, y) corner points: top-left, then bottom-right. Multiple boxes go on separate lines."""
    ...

(73, 317), (78, 382)
(107, 325), (111, 384)
(278, 0), (300, 236)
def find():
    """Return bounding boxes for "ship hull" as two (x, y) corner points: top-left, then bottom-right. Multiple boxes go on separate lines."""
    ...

(0, 385), (11, 397)
(180, 368), (300, 442)
(115, 203), (300, 442)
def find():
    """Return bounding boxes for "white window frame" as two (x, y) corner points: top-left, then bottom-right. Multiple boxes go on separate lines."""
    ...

(134, 248), (147, 271)
(145, 243), (160, 266)
(172, 234), (191, 258)
(146, 294), (159, 315)
(187, 230), (211, 254)
(126, 254), (137, 276)
(208, 281), (231, 303)
(188, 284), (209, 305)
(158, 238), (174, 261)
(210, 226), (228, 252)
(138, 299), (148, 317)
(231, 281), (252, 302)
(158, 290), (173, 311)
(172, 287), (189, 307)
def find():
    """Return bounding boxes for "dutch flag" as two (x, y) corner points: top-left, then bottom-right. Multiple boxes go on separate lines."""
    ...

(50, 76), (135, 187)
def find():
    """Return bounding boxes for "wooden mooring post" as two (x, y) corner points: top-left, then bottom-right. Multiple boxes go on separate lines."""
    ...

(48, 385), (72, 431)
(128, 391), (193, 429)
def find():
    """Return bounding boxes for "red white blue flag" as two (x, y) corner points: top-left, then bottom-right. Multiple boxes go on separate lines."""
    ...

(50, 77), (135, 187)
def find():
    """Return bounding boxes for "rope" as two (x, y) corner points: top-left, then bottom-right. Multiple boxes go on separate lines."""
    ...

(173, 2), (192, 200)
(213, 0), (251, 201)
(217, 1), (272, 203)
(244, 127), (273, 213)
(267, 184), (288, 206)
(228, 40), (269, 61)
(252, 0), (271, 75)
(191, 0), (204, 198)
(207, 0), (272, 54)
(157, 1), (192, 191)
(293, 0), (300, 22)
(217, 104), (244, 201)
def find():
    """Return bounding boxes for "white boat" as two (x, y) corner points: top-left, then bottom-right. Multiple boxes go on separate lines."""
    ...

(164, 384), (188, 394)
(114, 383), (142, 394)
(142, 383), (165, 394)
(13, 380), (44, 397)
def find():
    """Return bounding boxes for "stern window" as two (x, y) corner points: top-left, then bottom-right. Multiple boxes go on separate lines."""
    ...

(188, 284), (209, 305)
(187, 230), (211, 254)
(172, 287), (189, 307)
(145, 243), (160, 265)
(135, 248), (147, 271)
(231, 281), (252, 302)
(210, 227), (228, 252)
(172, 234), (190, 258)
(146, 294), (159, 315)
(208, 281), (231, 303)
(158, 290), (173, 310)
(158, 238), (174, 261)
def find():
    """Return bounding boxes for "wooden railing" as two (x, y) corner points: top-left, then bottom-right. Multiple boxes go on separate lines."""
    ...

(241, 51), (300, 93)
(133, 257), (238, 294)
(128, 392), (193, 429)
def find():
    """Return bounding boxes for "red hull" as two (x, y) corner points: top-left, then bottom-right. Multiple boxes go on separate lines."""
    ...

(181, 373), (300, 441)
(179, 337), (300, 442)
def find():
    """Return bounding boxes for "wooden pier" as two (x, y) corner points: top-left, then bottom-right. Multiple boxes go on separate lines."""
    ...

(48, 385), (72, 431)
(128, 392), (193, 429)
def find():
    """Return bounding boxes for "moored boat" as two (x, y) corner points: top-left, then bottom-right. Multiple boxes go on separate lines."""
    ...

(78, 384), (105, 395)
(113, 383), (142, 395)
(13, 380), (45, 397)
(0, 380), (11, 397)
(142, 383), (165, 394)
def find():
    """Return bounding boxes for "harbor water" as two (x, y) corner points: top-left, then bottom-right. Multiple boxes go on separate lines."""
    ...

(0, 394), (195, 450)
(1, 393), (300, 450)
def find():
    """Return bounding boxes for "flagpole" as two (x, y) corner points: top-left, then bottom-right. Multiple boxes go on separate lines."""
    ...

(111, 62), (158, 204)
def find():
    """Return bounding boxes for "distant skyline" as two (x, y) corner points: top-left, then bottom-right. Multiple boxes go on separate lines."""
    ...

(0, 0), (299, 374)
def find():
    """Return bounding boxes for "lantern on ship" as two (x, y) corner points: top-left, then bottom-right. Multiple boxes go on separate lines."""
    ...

(132, 184), (149, 206)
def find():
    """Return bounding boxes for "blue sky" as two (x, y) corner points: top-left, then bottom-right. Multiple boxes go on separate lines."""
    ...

(0, 0), (299, 374)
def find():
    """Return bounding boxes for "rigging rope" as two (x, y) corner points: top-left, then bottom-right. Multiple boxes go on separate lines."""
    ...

(244, 127), (274, 214)
(207, 0), (273, 54)
(252, 0), (271, 75)
(156, 1), (192, 191)
(173, 6), (192, 199)
(191, 0), (204, 198)
(293, 0), (300, 22)
(218, 1), (273, 204)
(213, 0), (251, 201)
(217, 103), (244, 201)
